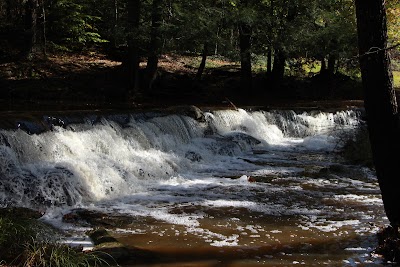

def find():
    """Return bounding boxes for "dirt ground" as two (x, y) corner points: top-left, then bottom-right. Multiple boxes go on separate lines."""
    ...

(0, 52), (365, 113)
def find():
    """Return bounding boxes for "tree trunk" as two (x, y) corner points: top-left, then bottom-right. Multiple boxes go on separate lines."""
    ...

(320, 57), (326, 74)
(327, 54), (336, 75)
(24, 0), (38, 58)
(41, 0), (46, 56)
(267, 46), (272, 74)
(355, 0), (400, 227)
(272, 48), (285, 84)
(215, 27), (220, 55)
(145, 0), (162, 91)
(195, 42), (209, 82)
(125, 0), (141, 94)
(112, 0), (118, 47)
(6, 0), (12, 20)
(267, 0), (274, 75)
(239, 23), (252, 90)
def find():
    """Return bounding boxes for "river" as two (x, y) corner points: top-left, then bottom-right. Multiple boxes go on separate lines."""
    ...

(0, 107), (388, 266)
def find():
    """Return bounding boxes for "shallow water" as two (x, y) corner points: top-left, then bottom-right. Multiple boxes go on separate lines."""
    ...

(0, 108), (388, 266)
(110, 150), (385, 266)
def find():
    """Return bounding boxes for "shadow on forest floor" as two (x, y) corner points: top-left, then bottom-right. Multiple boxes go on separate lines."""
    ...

(0, 52), (365, 112)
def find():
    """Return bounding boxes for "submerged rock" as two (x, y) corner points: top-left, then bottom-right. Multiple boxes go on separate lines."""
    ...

(87, 228), (131, 262)
(185, 151), (202, 162)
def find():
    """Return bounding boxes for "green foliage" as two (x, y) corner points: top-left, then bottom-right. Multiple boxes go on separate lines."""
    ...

(0, 217), (36, 261)
(0, 214), (110, 267)
(47, 0), (108, 51)
(185, 54), (238, 69)
(292, 0), (357, 60)
(164, 0), (223, 54)
(387, 0), (400, 49)
(394, 71), (400, 89)
(22, 241), (108, 267)
(0, 0), (369, 85)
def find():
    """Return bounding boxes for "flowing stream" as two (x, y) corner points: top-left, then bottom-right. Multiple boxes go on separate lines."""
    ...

(0, 107), (388, 266)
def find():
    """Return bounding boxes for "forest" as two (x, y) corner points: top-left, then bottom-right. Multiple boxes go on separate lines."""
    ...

(0, 0), (398, 111)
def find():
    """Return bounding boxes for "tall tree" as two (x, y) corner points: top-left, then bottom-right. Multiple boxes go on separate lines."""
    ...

(239, 21), (252, 90)
(25, 0), (44, 57)
(266, 0), (274, 75)
(145, 0), (163, 90)
(126, 0), (141, 94)
(355, 0), (400, 227)
(195, 42), (209, 82)
(236, 0), (255, 90)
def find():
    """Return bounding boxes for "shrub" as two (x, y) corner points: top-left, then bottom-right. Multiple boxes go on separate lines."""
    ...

(0, 217), (35, 262)
(0, 212), (110, 267)
(21, 240), (108, 267)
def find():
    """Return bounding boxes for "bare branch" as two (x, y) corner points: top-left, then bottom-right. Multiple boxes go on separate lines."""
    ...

(361, 43), (400, 57)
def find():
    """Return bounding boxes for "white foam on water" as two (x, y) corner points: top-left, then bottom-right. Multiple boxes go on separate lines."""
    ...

(0, 108), (388, 263)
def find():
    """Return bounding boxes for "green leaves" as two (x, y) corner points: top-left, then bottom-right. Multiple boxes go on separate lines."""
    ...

(387, 1), (400, 49)
(48, 0), (108, 51)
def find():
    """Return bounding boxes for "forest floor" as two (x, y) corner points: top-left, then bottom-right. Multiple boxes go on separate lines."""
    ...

(0, 51), (368, 113)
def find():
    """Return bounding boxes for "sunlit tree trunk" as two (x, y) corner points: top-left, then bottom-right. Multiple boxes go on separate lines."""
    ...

(355, 0), (400, 228)
(267, 46), (272, 74)
(267, 0), (274, 75)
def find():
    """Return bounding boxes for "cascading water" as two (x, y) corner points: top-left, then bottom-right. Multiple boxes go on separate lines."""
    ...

(0, 107), (386, 266)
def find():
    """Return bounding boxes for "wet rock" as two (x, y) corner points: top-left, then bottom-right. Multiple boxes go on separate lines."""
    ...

(0, 207), (44, 219)
(224, 132), (261, 146)
(62, 208), (134, 228)
(43, 116), (66, 129)
(87, 228), (120, 246)
(87, 228), (131, 262)
(16, 120), (46, 134)
(185, 151), (202, 162)
(169, 105), (205, 122)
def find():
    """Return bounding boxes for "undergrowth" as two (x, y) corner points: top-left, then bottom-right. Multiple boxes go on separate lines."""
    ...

(0, 216), (110, 267)
(21, 240), (109, 267)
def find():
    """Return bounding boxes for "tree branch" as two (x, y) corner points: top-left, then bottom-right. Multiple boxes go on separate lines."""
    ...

(361, 42), (400, 57)
(337, 42), (400, 69)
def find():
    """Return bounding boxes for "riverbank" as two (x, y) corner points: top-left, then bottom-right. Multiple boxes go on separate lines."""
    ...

(0, 52), (366, 113)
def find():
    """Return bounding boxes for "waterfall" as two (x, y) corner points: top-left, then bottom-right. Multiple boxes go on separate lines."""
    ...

(0, 108), (363, 210)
